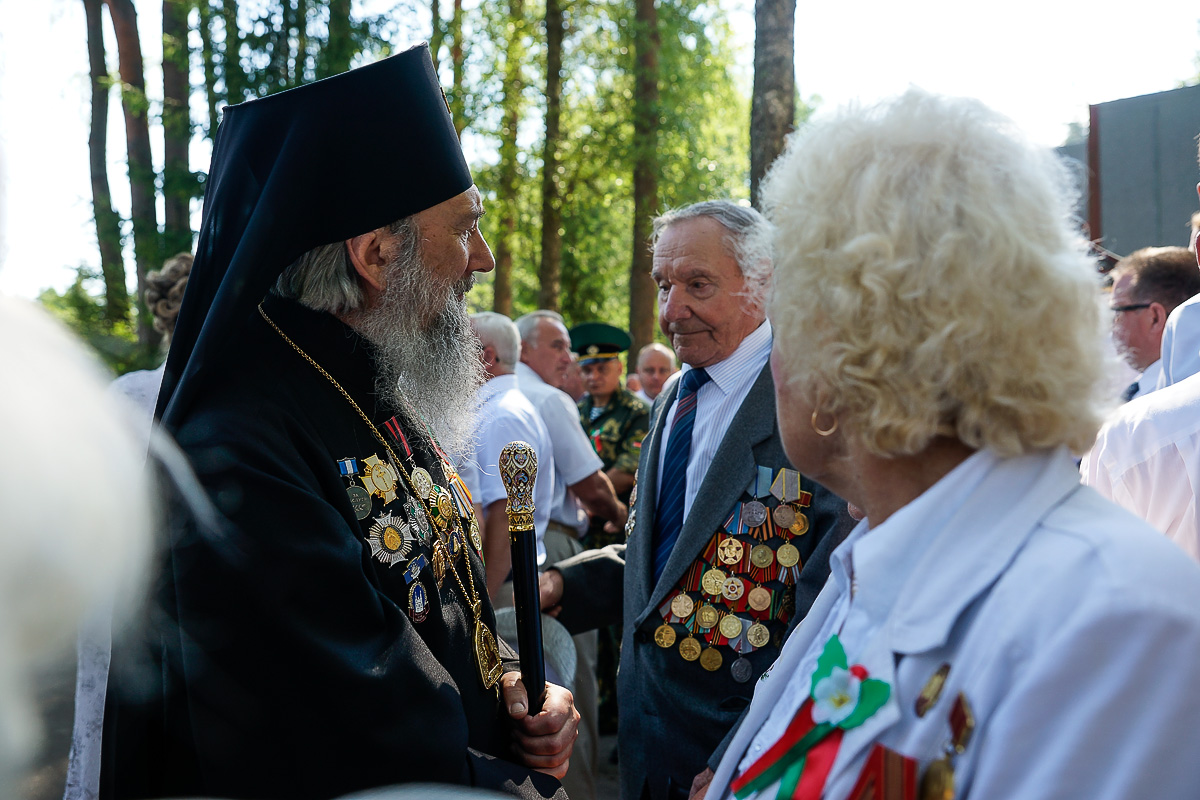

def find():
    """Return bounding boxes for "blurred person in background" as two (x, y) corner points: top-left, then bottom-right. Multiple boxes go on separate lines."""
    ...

(633, 342), (677, 405)
(1105, 246), (1200, 401)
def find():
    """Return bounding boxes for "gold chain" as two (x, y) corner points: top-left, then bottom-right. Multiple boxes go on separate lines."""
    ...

(257, 304), (486, 626)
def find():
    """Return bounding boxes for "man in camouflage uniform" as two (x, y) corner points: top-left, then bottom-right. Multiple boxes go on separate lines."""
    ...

(572, 322), (650, 546)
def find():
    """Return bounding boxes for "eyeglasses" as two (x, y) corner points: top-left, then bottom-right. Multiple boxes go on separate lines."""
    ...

(1110, 303), (1152, 314)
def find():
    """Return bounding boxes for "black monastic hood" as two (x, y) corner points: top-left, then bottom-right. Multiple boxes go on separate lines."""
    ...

(158, 43), (472, 429)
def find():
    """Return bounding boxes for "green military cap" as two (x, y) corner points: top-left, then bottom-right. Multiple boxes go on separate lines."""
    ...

(570, 322), (632, 365)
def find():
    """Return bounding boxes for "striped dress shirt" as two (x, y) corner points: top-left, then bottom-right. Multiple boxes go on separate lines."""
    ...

(656, 319), (773, 523)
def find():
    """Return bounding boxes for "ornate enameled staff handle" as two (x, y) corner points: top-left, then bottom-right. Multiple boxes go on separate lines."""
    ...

(499, 441), (546, 714)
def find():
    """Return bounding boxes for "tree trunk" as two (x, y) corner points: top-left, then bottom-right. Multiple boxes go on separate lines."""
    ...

(322, 0), (352, 78)
(295, 0), (309, 83)
(429, 0), (443, 73)
(628, 0), (659, 355)
(104, 0), (162, 354)
(491, 0), (525, 316)
(536, 0), (564, 312)
(162, 0), (193, 258)
(221, 0), (248, 103)
(198, 0), (222, 137)
(449, 0), (466, 136)
(749, 0), (796, 208)
(83, 0), (128, 324)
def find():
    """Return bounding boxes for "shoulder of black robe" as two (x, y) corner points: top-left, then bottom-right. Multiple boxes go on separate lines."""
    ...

(104, 298), (562, 800)
(157, 42), (472, 432)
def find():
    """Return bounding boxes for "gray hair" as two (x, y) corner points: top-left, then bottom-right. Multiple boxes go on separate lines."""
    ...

(514, 309), (566, 345)
(651, 200), (773, 309)
(471, 311), (521, 368)
(273, 217), (418, 315)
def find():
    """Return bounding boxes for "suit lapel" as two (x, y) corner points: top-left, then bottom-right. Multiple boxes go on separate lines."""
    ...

(638, 365), (778, 625)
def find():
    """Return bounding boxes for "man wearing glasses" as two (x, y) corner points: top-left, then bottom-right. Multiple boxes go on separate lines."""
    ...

(1108, 246), (1200, 401)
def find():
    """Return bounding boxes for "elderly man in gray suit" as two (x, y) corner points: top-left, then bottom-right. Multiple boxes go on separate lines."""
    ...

(540, 200), (852, 800)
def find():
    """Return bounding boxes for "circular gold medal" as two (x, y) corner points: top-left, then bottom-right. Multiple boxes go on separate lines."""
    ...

(428, 487), (454, 530)
(920, 755), (955, 800)
(748, 586), (771, 611)
(696, 603), (719, 629)
(411, 467), (434, 499)
(772, 504), (796, 529)
(746, 622), (771, 648)
(777, 543), (801, 568)
(717, 537), (744, 566)
(750, 544), (774, 568)
(722, 576), (745, 602)
(700, 647), (723, 672)
(670, 593), (695, 619)
(791, 513), (810, 536)
(701, 568), (727, 596)
(719, 614), (744, 639)
(679, 635), (702, 661)
(654, 623), (677, 648)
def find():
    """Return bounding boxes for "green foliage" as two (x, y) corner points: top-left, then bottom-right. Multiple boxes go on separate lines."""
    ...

(37, 267), (158, 376)
(69, 0), (758, 367)
(468, 0), (752, 332)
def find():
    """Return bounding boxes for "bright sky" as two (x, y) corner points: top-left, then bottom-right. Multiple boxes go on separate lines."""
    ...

(0, 0), (1197, 299)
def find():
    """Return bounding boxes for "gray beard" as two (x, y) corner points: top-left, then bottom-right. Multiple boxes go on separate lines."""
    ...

(354, 251), (484, 462)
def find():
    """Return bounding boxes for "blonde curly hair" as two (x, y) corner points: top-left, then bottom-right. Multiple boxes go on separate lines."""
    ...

(763, 90), (1108, 458)
(143, 252), (193, 340)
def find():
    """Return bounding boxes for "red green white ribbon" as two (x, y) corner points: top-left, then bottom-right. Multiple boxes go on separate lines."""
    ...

(730, 635), (890, 800)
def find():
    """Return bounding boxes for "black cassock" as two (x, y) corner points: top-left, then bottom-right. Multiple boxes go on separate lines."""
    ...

(102, 296), (564, 800)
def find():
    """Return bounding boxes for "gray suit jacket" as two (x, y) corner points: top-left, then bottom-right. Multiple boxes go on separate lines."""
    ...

(555, 364), (851, 800)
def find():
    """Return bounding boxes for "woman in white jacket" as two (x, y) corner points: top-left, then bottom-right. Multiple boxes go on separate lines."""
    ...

(700, 90), (1200, 800)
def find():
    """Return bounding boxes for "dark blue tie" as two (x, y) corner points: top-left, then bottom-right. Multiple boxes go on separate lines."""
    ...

(1121, 380), (1140, 403)
(653, 367), (711, 582)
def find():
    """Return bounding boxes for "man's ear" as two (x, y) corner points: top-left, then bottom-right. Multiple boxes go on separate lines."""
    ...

(345, 228), (391, 293)
(1149, 301), (1169, 332)
(481, 344), (497, 371)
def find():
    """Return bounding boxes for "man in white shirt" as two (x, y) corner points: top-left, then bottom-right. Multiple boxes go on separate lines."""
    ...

(467, 313), (555, 597)
(1085, 148), (1200, 557)
(514, 309), (627, 800)
(634, 342), (678, 404)
(541, 201), (851, 800)
(1084, 372), (1200, 560)
(514, 310), (628, 551)
(1107, 246), (1200, 400)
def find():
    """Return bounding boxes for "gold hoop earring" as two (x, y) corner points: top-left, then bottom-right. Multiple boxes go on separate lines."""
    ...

(811, 409), (838, 437)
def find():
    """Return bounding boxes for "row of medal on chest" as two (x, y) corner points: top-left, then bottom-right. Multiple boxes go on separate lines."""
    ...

(340, 453), (483, 580)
